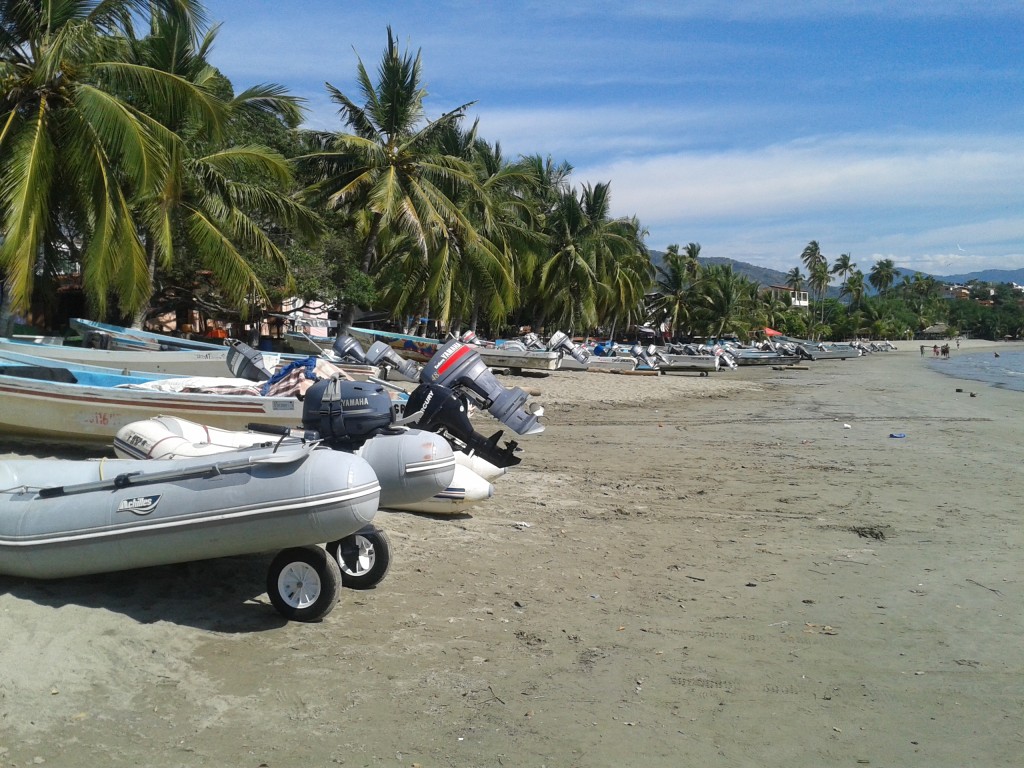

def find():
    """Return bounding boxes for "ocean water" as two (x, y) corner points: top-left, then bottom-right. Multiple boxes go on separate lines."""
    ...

(928, 347), (1024, 392)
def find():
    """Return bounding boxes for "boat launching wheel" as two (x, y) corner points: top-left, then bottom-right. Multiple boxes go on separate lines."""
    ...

(267, 545), (342, 622)
(327, 525), (392, 590)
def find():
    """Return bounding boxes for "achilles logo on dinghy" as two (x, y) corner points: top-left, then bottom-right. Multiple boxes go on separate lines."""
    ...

(117, 495), (161, 515)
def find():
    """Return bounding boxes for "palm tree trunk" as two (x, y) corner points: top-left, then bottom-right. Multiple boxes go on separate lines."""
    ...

(340, 212), (383, 332)
(130, 239), (159, 330)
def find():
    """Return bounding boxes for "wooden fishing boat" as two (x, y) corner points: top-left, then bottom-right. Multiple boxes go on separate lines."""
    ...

(0, 443), (381, 621)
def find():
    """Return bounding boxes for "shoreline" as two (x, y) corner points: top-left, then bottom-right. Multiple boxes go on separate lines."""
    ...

(1, 343), (1022, 766)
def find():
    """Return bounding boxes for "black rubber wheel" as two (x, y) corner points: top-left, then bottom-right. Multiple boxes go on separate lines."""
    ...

(267, 545), (342, 622)
(327, 526), (392, 590)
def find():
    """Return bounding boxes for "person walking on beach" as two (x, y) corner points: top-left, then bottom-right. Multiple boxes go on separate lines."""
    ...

(933, 345), (939, 357)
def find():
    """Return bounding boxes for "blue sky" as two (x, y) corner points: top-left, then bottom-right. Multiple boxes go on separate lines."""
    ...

(202, 1), (1024, 278)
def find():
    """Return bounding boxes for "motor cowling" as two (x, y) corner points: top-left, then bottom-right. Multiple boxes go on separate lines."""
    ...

(301, 377), (394, 447)
(419, 340), (543, 436)
(548, 331), (590, 364)
(226, 338), (275, 381)
(364, 341), (421, 382)
(332, 334), (368, 364)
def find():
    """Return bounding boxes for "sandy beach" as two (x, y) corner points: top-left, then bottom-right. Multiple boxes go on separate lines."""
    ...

(1, 340), (1022, 767)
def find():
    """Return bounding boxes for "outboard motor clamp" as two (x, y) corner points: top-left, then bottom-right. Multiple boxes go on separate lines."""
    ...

(301, 377), (394, 447)
(419, 340), (544, 436)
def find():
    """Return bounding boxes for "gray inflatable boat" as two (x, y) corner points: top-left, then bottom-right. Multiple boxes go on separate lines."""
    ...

(0, 444), (380, 621)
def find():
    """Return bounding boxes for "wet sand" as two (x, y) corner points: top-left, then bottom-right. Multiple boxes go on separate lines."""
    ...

(1, 340), (1022, 767)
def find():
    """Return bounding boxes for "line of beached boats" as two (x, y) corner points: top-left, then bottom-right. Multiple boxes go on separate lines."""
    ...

(0, 323), (548, 622)
(0, 319), (896, 621)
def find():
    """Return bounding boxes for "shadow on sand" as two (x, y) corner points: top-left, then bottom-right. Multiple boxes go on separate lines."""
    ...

(0, 553), (294, 632)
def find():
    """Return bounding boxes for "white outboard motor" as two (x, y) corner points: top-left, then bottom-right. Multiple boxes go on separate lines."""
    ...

(419, 340), (544, 435)
(364, 340), (421, 382)
(520, 332), (546, 350)
(547, 331), (591, 364)
(631, 344), (661, 370)
(460, 330), (480, 346)
(712, 346), (738, 370)
(332, 334), (368, 364)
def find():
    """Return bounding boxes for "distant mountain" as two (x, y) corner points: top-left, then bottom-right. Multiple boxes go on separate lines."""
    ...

(648, 252), (842, 297)
(895, 267), (1024, 285)
(649, 251), (790, 286)
(649, 251), (1024, 295)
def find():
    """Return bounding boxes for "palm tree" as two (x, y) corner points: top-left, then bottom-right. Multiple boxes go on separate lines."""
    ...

(0, 0), (220, 317)
(785, 267), (806, 292)
(843, 269), (867, 308)
(539, 181), (648, 333)
(682, 242), (701, 279)
(652, 244), (698, 340)
(869, 258), (897, 296)
(800, 240), (826, 280)
(127, 8), (320, 326)
(513, 154), (571, 331)
(298, 27), (479, 330)
(698, 263), (754, 339)
(830, 253), (856, 302)
(808, 258), (831, 331)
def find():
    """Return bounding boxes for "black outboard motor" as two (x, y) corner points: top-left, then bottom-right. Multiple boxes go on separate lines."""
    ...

(420, 339), (544, 435)
(332, 334), (368, 364)
(404, 383), (521, 468)
(364, 340), (421, 382)
(226, 338), (275, 381)
(300, 377), (395, 448)
(548, 331), (591, 364)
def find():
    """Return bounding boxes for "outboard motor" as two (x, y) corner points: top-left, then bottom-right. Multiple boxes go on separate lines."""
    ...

(460, 330), (480, 346)
(548, 331), (591, 364)
(520, 332), (545, 350)
(226, 338), (275, 381)
(420, 340), (544, 435)
(364, 340), (421, 382)
(632, 344), (660, 370)
(711, 345), (738, 370)
(404, 383), (521, 468)
(301, 377), (395, 448)
(332, 334), (368, 364)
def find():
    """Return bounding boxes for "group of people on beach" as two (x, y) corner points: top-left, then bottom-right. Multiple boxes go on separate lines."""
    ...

(921, 343), (952, 358)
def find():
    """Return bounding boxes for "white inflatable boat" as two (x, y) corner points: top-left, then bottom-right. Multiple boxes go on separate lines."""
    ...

(114, 415), (495, 515)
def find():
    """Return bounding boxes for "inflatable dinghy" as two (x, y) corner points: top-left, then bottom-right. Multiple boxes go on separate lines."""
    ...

(113, 415), (492, 514)
(0, 444), (380, 621)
